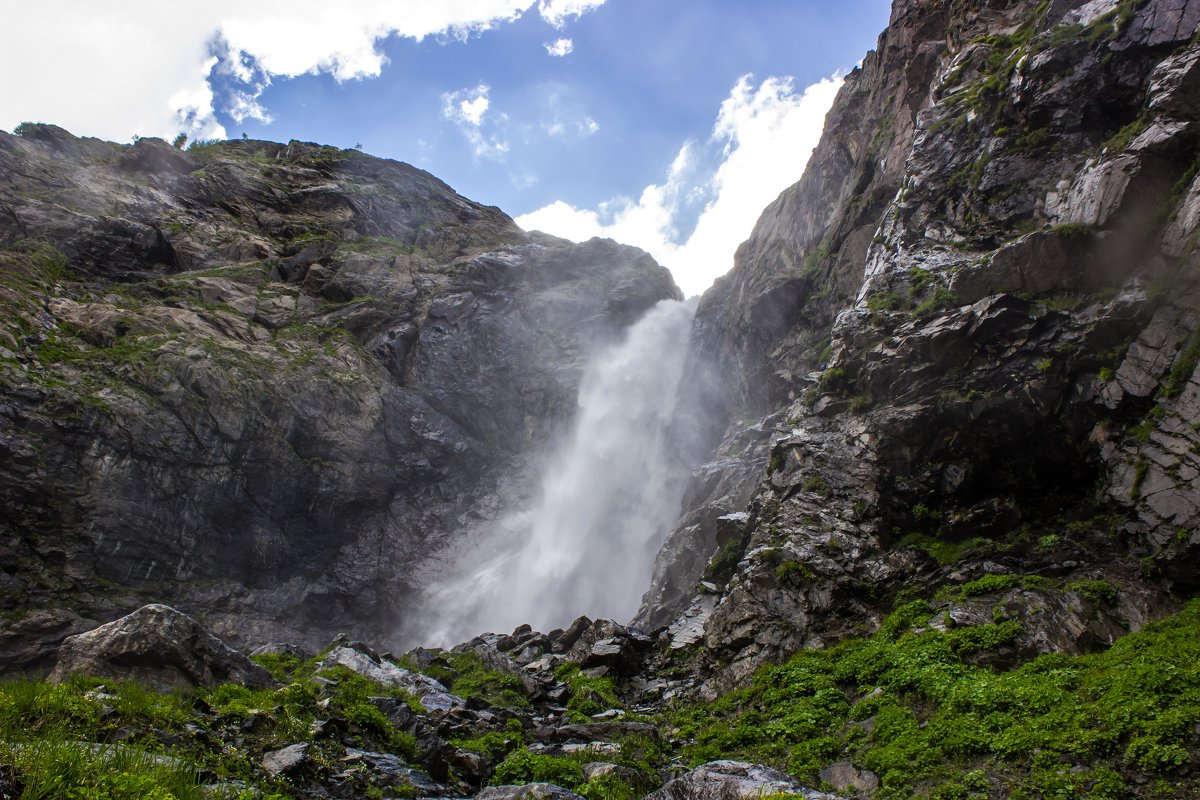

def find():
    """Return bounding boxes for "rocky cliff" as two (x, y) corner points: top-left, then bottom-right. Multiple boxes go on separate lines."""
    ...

(4, 0), (1200, 797)
(0, 126), (680, 672)
(642, 0), (1200, 694)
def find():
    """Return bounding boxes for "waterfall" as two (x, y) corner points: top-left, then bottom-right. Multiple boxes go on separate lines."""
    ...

(413, 298), (696, 645)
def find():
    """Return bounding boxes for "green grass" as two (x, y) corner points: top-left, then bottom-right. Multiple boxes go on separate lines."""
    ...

(667, 598), (1200, 799)
(554, 663), (622, 720)
(423, 651), (530, 711)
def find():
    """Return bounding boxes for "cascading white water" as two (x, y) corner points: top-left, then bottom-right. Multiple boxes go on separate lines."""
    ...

(414, 298), (696, 645)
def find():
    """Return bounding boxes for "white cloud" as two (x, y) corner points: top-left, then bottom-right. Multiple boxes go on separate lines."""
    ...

(544, 38), (574, 57)
(442, 84), (509, 160)
(0, 1), (607, 143)
(538, 0), (605, 28)
(444, 84), (492, 127)
(515, 74), (842, 297)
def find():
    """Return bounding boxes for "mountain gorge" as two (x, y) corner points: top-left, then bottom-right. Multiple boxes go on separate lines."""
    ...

(3, 0), (1200, 797)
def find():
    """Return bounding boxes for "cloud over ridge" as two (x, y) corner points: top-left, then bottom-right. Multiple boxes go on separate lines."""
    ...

(516, 73), (843, 297)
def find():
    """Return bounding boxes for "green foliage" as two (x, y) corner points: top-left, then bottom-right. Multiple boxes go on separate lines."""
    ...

(1051, 222), (1094, 240)
(250, 651), (303, 682)
(451, 718), (526, 760)
(958, 573), (1024, 599)
(437, 652), (530, 711)
(802, 475), (833, 498)
(490, 749), (584, 788)
(704, 537), (746, 581)
(911, 502), (941, 526)
(802, 246), (830, 276)
(897, 532), (990, 565)
(1065, 580), (1119, 604)
(1099, 366), (1115, 382)
(667, 599), (1200, 798)
(819, 366), (847, 390)
(1131, 457), (1150, 499)
(1037, 357), (1054, 373)
(775, 559), (815, 583)
(1161, 332), (1200, 398)
(1102, 118), (1148, 153)
(867, 291), (904, 314)
(0, 679), (207, 799)
(577, 772), (643, 800)
(554, 663), (622, 719)
(913, 287), (957, 317)
(849, 393), (874, 413)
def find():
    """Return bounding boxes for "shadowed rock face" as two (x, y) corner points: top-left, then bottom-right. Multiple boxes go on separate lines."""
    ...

(638, 0), (1200, 689)
(0, 127), (680, 671)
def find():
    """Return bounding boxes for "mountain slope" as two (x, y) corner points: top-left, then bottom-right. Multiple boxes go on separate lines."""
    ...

(0, 126), (680, 671)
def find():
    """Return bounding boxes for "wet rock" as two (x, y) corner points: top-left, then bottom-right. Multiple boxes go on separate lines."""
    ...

(48, 604), (273, 691)
(644, 761), (836, 799)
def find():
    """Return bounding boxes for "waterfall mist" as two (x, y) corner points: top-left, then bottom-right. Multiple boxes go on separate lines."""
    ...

(410, 299), (697, 646)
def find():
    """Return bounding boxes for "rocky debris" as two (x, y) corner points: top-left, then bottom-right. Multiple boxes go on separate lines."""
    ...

(48, 604), (274, 691)
(336, 749), (444, 795)
(261, 743), (309, 778)
(643, 761), (835, 800)
(475, 785), (585, 800)
(319, 644), (465, 711)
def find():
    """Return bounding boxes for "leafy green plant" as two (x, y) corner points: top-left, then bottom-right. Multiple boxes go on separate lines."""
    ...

(490, 750), (584, 788)
(555, 663), (622, 719)
(1064, 580), (1118, 604)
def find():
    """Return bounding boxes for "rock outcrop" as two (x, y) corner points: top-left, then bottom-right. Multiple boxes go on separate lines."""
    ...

(641, 0), (1200, 692)
(0, 127), (679, 670)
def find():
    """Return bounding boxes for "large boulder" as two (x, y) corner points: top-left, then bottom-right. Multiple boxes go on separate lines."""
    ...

(48, 604), (274, 690)
(644, 761), (835, 800)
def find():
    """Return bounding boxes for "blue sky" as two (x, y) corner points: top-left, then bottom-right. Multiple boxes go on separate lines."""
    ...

(1, 0), (892, 294)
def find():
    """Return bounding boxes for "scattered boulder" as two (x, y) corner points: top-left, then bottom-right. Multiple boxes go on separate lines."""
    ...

(262, 743), (309, 778)
(818, 762), (880, 795)
(643, 761), (837, 800)
(48, 604), (274, 691)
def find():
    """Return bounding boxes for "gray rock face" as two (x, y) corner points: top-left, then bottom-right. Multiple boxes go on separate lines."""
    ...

(643, 761), (835, 800)
(261, 743), (309, 778)
(48, 604), (273, 691)
(639, 0), (1200, 685)
(0, 128), (680, 671)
